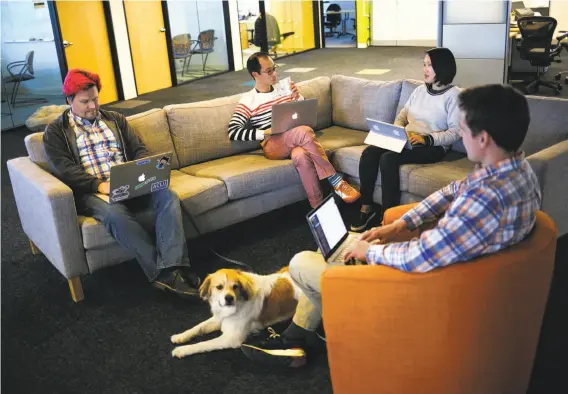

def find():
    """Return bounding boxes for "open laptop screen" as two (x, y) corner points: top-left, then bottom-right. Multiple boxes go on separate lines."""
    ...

(306, 195), (348, 259)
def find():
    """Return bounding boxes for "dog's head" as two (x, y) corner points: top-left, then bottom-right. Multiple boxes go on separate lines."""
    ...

(199, 269), (257, 315)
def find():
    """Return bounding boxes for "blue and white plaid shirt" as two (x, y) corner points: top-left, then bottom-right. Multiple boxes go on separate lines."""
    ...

(70, 111), (124, 181)
(366, 153), (542, 272)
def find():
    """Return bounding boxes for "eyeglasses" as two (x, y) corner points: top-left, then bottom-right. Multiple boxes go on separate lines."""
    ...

(261, 65), (278, 76)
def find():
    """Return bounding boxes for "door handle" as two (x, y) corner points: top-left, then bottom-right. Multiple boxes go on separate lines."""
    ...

(159, 28), (166, 32)
(62, 40), (73, 48)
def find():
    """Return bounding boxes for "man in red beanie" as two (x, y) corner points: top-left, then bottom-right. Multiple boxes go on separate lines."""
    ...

(43, 69), (201, 298)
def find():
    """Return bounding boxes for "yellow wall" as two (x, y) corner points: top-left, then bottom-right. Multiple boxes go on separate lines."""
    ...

(356, 0), (372, 48)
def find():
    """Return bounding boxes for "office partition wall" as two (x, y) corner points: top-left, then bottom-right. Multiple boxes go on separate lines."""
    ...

(440, 0), (510, 87)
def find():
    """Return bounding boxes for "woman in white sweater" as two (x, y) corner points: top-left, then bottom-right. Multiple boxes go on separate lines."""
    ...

(352, 47), (461, 231)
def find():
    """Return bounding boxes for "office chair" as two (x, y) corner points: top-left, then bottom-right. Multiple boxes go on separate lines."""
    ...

(554, 35), (568, 85)
(324, 4), (342, 37)
(516, 16), (564, 94)
(188, 30), (217, 73)
(172, 34), (192, 76)
(3, 51), (47, 106)
(254, 13), (294, 59)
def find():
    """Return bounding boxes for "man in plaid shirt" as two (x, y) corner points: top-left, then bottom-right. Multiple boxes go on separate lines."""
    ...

(44, 69), (201, 298)
(241, 84), (542, 367)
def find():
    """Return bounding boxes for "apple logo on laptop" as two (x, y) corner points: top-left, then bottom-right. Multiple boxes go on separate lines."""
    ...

(292, 112), (298, 120)
(138, 173), (145, 182)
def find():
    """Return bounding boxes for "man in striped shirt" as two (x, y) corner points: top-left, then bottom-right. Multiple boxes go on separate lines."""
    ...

(44, 69), (201, 298)
(228, 52), (360, 208)
(241, 84), (542, 367)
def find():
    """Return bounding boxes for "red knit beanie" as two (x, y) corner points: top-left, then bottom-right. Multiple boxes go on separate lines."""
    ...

(62, 69), (102, 96)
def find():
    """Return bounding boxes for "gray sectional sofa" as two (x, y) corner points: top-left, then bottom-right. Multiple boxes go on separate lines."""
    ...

(7, 75), (568, 301)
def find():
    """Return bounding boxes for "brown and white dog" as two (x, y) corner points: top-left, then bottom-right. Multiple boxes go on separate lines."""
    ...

(171, 267), (301, 358)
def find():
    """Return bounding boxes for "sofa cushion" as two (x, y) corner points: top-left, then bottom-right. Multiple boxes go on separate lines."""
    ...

(181, 153), (300, 200)
(395, 79), (423, 116)
(169, 170), (228, 216)
(523, 95), (568, 156)
(296, 76), (332, 130)
(407, 155), (473, 197)
(165, 94), (260, 167)
(331, 145), (425, 192)
(126, 108), (180, 169)
(315, 126), (368, 155)
(24, 132), (50, 170)
(331, 76), (402, 130)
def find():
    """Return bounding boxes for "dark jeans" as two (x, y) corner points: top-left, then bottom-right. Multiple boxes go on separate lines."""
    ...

(78, 189), (190, 282)
(359, 145), (446, 210)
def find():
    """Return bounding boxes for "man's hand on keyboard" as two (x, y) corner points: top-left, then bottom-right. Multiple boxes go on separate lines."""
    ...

(344, 240), (370, 264)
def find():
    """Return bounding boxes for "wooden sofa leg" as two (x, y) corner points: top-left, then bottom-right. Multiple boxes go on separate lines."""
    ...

(68, 276), (84, 302)
(29, 239), (41, 255)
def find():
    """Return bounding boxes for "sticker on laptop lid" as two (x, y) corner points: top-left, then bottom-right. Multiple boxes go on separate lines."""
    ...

(156, 156), (171, 169)
(151, 180), (169, 192)
(111, 185), (130, 202)
(136, 159), (150, 165)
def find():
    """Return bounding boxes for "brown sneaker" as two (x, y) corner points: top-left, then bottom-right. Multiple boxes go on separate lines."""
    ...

(333, 180), (360, 203)
(153, 268), (200, 298)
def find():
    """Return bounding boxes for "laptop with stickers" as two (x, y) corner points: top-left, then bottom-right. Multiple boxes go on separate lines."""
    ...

(95, 152), (172, 204)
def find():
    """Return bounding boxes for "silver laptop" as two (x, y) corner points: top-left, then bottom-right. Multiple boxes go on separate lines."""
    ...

(271, 98), (318, 135)
(95, 152), (172, 204)
(306, 194), (361, 265)
(365, 118), (413, 153)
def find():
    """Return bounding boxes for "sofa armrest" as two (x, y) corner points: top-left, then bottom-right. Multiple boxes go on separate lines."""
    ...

(7, 157), (89, 279)
(527, 140), (568, 237)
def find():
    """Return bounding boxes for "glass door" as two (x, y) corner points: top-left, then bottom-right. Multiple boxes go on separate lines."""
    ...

(322, 1), (357, 48)
(1, 0), (64, 131)
(166, 0), (230, 83)
(264, 0), (316, 57)
(237, 0), (262, 68)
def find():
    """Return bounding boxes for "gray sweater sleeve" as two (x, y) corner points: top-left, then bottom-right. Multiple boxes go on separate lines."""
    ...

(431, 93), (461, 147)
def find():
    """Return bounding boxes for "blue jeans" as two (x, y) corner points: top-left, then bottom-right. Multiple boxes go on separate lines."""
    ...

(78, 189), (191, 281)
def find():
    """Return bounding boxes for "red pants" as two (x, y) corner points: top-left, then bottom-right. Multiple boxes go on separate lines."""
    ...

(263, 126), (336, 208)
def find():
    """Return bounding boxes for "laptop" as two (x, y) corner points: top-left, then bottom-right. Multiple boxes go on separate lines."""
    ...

(365, 118), (414, 153)
(271, 98), (318, 135)
(306, 194), (362, 265)
(95, 152), (173, 204)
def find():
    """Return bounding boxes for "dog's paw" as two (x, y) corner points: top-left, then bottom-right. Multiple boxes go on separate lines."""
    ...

(171, 347), (186, 359)
(171, 333), (187, 345)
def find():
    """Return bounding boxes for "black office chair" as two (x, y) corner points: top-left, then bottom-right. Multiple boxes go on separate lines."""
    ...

(554, 36), (568, 85)
(3, 50), (47, 106)
(254, 13), (294, 58)
(516, 16), (564, 94)
(324, 4), (342, 37)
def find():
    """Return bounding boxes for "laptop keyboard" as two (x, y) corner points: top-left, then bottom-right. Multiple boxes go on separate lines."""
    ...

(330, 236), (358, 263)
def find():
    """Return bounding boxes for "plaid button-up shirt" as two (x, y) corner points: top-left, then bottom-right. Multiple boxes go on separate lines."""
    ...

(70, 111), (124, 181)
(366, 153), (542, 272)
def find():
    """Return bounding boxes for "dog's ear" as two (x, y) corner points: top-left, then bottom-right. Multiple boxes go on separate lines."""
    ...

(237, 273), (257, 301)
(199, 275), (213, 300)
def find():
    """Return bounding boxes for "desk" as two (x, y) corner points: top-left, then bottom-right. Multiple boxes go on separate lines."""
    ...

(324, 10), (355, 36)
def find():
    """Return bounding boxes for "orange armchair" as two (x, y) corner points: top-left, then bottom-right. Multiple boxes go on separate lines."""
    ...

(322, 203), (557, 394)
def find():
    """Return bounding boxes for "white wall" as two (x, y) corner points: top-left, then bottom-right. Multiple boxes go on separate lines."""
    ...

(166, 0), (229, 70)
(550, 0), (568, 32)
(371, 0), (438, 47)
